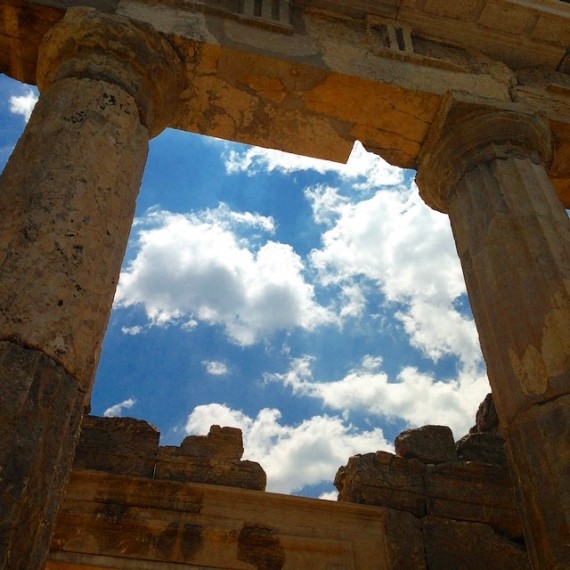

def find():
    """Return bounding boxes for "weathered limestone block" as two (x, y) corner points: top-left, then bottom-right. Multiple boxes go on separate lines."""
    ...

(156, 426), (266, 491)
(503, 394), (570, 569)
(456, 432), (506, 468)
(48, 470), (391, 569)
(0, 341), (83, 570)
(425, 462), (522, 540)
(181, 425), (244, 460)
(422, 516), (529, 570)
(395, 425), (457, 464)
(335, 451), (426, 516)
(73, 415), (160, 477)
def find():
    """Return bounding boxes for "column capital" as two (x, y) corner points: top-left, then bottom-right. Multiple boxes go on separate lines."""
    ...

(36, 7), (184, 137)
(416, 93), (553, 213)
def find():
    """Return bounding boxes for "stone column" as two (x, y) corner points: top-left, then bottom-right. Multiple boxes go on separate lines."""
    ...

(416, 94), (570, 569)
(0, 8), (182, 569)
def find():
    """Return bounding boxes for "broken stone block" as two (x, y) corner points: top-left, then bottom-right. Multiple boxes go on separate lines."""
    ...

(335, 451), (426, 516)
(180, 425), (244, 460)
(73, 415), (159, 477)
(155, 446), (266, 491)
(469, 392), (500, 434)
(395, 425), (457, 464)
(456, 432), (506, 468)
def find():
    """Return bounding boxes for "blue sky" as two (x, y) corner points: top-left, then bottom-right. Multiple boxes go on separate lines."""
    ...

(1, 75), (490, 499)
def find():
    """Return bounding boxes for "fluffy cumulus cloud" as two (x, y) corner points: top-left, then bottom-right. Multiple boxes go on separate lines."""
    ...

(115, 205), (335, 344)
(9, 89), (38, 122)
(224, 140), (404, 191)
(103, 398), (137, 418)
(308, 182), (481, 368)
(266, 356), (488, 438)
(185, 403), (391, 494)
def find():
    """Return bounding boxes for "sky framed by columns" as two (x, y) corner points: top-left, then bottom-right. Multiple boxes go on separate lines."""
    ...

(0, 74), (490, 499)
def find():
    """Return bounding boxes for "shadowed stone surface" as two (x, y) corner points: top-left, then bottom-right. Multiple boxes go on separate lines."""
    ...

(0, 341), (83, 569)
(504, 395), (570, 569)
(470, 392), (500, 434)
(456, 432), (507, 468)
(237, 524), (286, 570)
(423, 516), (529, 570)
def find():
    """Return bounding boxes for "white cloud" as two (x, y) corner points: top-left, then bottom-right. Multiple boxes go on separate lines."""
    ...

(266, 356), (489, 438)
(203, 360), (229, 376)
(9, 89), (38, 122)
(121, 325), (143, 335)
(224, 141), (404, 191)
(103, 398), (137, 418)
(185, 403), (391, 494)
(319, 490), (338, 501)
(115, 206), (335, 345)
(308, 182), (481, 368)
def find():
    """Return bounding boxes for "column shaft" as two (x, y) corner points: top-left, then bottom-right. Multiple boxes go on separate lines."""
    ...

(447, 156), (570, 568)
(0, 77), (148, 568)
(417, 95), (570, 568)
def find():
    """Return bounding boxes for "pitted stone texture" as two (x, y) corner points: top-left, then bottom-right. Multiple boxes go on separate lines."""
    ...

(0, 341), (83, 570)
(395, 425), (457, 464)
(0, 77), (147, 391)
(37, 7), (184, 137)
(504, 395), (570, 569)
(423, 516), (530, 570)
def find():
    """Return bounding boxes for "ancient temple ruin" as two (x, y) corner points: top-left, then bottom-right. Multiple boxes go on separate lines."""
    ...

(1, 0), (570, 568)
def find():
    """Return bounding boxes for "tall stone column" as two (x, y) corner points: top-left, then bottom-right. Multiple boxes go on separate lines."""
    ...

(0, 8), (182, 569)
(416, 94), (570, 568)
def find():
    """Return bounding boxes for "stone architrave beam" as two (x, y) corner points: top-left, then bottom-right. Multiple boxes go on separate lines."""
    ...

(0, 0), (569, 200)
(417, 93), (570, 569)
(0, 8), (182, 569)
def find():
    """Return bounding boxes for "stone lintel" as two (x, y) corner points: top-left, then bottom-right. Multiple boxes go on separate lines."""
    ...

(416, 92), (553, 213)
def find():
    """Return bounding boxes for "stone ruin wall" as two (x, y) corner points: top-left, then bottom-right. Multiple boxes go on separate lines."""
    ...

(47, 395), (530, 569)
